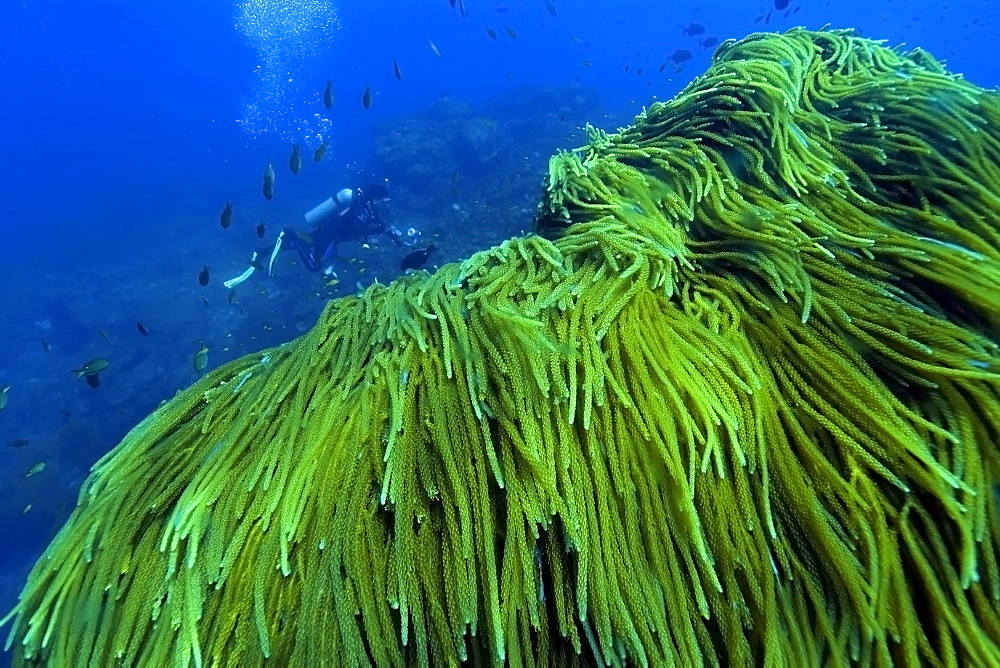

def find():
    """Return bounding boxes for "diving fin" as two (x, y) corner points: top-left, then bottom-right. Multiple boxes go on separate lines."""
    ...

(268, 231), (285, 277)
(223, 251), (261, 289)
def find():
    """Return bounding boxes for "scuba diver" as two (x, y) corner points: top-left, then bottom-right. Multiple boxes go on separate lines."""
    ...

(224, 182), (419, 289)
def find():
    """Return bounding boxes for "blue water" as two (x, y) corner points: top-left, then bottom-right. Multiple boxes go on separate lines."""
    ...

(0, 0), (997, 660)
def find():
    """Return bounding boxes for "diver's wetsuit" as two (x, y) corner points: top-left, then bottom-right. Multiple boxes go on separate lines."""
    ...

(223, 184), (411, 289)
(279, 192), (401, 272)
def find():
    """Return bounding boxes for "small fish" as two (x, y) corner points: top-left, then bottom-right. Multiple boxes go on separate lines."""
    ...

(256, 221), (266, 238)
(393, 58), (403, 80)
(458, 0), (466, 18)
(41, 338), (51, 353)
(699, 36), (719, 49)
(504, 25), (518, 39)
(199, 265), (210, 287)
(221, 201), (233, 229)
(228, 290), (239, 305)
(683, 22), (705, 37)
(263, 162), (275, 200)
(24, 462), (45, 478)
(137, 321), (149, 336)
(323, 79), (334, 109)
(545, 0), (558, 17)
(362, 85), (373, 109)
(289, 145), (302, 175)
(22, 504), (31, 514)
(71, 358), (108, 378)
(774, 0), (789, 9)
(400, 243), (437, 271)
(428, 39), (441, 57)
(6, 439), (29, 448)
(200, 295), (211, 307)
(98, 328), (109, 340)
(193, 342), (210, 373)
(325, 278), (340, 288)
(485, 27), (498, 40)
(313, 142), (328, 161)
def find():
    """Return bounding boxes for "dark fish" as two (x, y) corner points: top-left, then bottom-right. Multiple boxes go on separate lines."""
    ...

(545, 1), (557, 17)
(485, 27), (498, 40)
(449, 0), (455, 7)
(458, 0), (466, 18)
(393, 58), (403, 80)
(683, 23), (705, 37)
(428, 39), (441, 58)
(289, 145), (302, 174)
(200, 295), (210, 307)
(323, 79), (334, 109)
(699, 36), (719, 48)
(504, 25), (517, 39)
(256, 221), (266, 238)
(85, 373), (100, 389)
(6, 439), (29, 448)
(199, 265), (210, 287)
(221, 201), (233, 229)
(314, 142), (328, 161)
(41, 338), (51, 353)
(263, 162), (275, 200)
(98, 328), (109, 340)
(400, 243), (437, 271)
(670, 49), (693, 64)
(137, 321), (149, 336)
(774, 0), (789, 9)
(362, 85), (373, 110)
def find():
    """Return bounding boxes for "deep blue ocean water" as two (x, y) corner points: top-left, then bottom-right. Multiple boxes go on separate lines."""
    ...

(0, 0), (997, 662)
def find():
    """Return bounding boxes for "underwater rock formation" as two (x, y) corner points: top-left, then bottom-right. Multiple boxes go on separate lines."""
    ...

(4, 27), (1000, 666)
